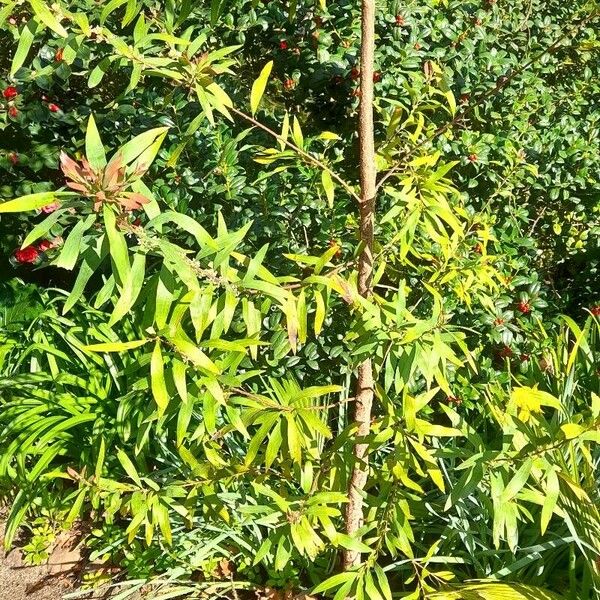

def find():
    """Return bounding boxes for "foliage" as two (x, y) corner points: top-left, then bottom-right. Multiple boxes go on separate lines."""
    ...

(0, 0), (599, 599)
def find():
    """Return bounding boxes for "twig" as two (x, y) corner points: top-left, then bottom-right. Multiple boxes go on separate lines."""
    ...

(230, 106), (361, 203)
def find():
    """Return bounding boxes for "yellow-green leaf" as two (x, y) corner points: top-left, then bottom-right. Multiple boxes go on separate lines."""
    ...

(85, 339), (148, 352)
(250, 60), (273, 115)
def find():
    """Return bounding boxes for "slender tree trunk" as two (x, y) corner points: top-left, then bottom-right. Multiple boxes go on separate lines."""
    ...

(343, 0), (376, 571)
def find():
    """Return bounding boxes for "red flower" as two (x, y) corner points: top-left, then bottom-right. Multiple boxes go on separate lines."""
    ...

(591, 305), (600, 316)
(48, 103), (60, 113)
(468, 153), (478, 162)
(395, 14), (405, 26)
(8, 106), (18, 118)
(8, 151), (19, 165)
(517, 300), (531, 314)
(55, 48), (64, 62)
(14, 246), (39, 264)
(350, 67), (360, 80)
(373, 71), (382, 83)
(37, 239), (53, 252)
(279, 40), (288, 50)
(3, 86), (18, 100)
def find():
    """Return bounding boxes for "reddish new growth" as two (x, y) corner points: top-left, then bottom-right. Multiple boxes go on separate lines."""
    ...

(283, 78), (295, 90)
(468, 153), (478, 162)
(350, 67), (360, 80)
(8, 152), (18, 165)
(499, 345), (513, 358)
(14, 246), (39, 264)
(591, 305), (600, 316)
(279, 40), (288, 50)
(446, 395), (462, 405)
(37, 239), (53, 252)
(520, 353), (530, 362)
(328, 239), (342, 258)
(517, 300), (531, 314)
(395, 14), (405, 26)
(55, 48), (64, 62)
(60, 151), (150, 212)
(493, 317), (504, 326)
(373, 71), (382, 83)
(8, 106), (18, 118)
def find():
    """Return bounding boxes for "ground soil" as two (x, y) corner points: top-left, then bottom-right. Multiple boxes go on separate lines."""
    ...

(0, 518), (75, 600)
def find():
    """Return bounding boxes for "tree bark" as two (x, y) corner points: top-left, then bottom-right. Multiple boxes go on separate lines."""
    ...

(343, 0), (376, 571)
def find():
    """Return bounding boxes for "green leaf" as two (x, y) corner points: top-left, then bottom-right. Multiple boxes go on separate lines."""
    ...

(54, 214), (96, 270)
(0, 192), (72, 213)
(85, 115), (107, 170)
(321, 170), (335, 208)
(29, 0), (68, 36)
(250, 60), (273, 115)
(117, 449), (143, 487)
(85, 339), (148, 352)
(103, 205), (130, 285)
(151, 341), (170, 415)
(11, 18), (38, 76)
(540, 469), (560, 535)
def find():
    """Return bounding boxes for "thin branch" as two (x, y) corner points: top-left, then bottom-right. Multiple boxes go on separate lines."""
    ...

(375, 10), (600, 192)
(230, 106), (361, 203)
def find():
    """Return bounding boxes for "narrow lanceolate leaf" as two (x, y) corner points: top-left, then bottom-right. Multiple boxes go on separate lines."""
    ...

(0, 191), (72, 213)
(250, 60), (273, 115)
(103, 205), (130, 285)
(292, 116), (304, 149)
(85, 115), (107, 169)
(117, 449), (143, 488)
(11, 19), (38, 76)
(541, 469), (560, 535)
(110, 252), (146, 325)
(151, 341), (170, 415)
(321, 170), (335, 208)
(85, 339), (148, 352)
(29, 0), (68, 36)
(54, 214), (96, 270)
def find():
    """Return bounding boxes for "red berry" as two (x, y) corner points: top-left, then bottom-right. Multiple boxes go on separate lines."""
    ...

(8, 106), (18, 118)
(279, 40), (288, 50)
(590, 305), (600, 316)
(283, 78), (295, 90)
(8, 152), (19, 165)
(350, 67), (360, 80)
(13, 246), (39, 264)
(468, 153), (478, 162)
(37, 239), (53, 252)
(373, 71), (382, 83)
(395, 14), (405, 26)
(3, 86), (18, 100)
(55, 48), (64, 62)
(48, 103), (60, 113)
(517, 301), (531, 314)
